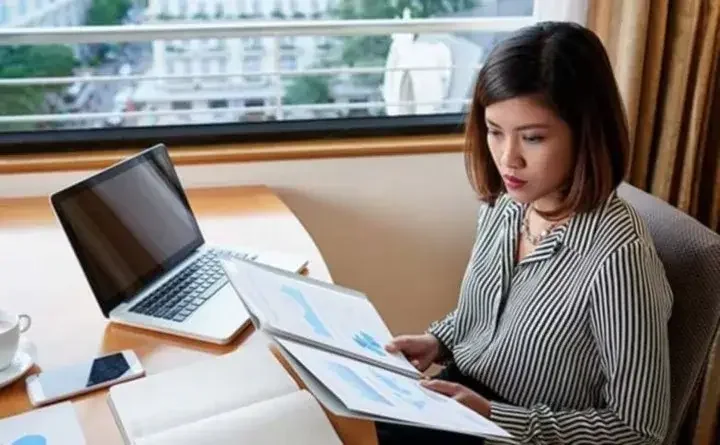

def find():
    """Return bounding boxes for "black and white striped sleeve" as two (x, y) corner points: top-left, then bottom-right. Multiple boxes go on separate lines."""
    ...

(489, 241), (673, 444)
(427, 309), (457, 351)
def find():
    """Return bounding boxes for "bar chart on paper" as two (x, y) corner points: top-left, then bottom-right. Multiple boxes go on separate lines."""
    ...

(371, 371), (431, 410)
(327, 362), (393, 406)
(223, 258), (420, 376)
(353, 331), (387, 356)
(281, 285), (332, 338)
(273, 283), (418, 375)
(277, 339), (513, 441)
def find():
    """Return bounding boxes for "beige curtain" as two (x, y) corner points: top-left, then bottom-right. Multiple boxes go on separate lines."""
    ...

(588, 0), (720, 233)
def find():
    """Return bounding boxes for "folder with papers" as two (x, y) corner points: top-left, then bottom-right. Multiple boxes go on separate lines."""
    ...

(221, 257), (513, 442)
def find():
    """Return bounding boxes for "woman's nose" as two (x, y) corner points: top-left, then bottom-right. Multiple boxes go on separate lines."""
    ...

(500, 137), (525, 169)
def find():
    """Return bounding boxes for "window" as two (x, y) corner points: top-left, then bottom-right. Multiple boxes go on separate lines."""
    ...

(279, 55), (297, 71)
(244, 55), (261, 71)
(167, 39), (185, 52)
(207, 38), (225, 50)
(172, 101), (192, 110)
(0, 1), (586, 150)
(279, 36), (295, 48)
(245, 36), (262, 49)
(209, 100), (228, 108)
(244, 98), (266, 122)
(243, 55), (262, 84)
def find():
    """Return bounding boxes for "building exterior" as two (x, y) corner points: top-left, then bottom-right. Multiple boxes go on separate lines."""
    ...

(132, 0), (346, 126)
(0, 0), (92, 27)
(1, 0), (99, 127)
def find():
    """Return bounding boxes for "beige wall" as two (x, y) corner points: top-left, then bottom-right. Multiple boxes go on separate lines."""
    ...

(0, 152), (479, 334)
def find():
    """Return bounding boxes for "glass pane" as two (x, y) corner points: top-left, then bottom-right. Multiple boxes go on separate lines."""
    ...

(0, 0), (537, 132)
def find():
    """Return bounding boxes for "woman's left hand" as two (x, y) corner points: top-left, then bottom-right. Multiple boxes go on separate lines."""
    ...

(420, 379), (492, 417)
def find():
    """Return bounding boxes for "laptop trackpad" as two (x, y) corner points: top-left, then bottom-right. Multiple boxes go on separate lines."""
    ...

(185, 283), (250, 337)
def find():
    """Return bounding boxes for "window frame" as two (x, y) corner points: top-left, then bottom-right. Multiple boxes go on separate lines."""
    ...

(0, 113), (465, 155)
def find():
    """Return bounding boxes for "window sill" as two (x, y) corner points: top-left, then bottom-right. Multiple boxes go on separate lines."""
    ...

(0, 134), (464, 174)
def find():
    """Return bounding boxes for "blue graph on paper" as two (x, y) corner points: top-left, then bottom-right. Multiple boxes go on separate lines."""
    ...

(353, 331), (386, 356)
(281, 285), (332, 338)
(327, 362), (393, 406)
(371, 370), (427, 410)
(12, 436), (47, 445)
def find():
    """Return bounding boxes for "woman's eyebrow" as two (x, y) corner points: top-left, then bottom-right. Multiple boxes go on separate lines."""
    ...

(484, 119), (550, 131)
(515, 123), (551, 130)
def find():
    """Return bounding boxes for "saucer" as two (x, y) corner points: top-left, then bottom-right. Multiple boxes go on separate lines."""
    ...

(0, 337), (36, 390)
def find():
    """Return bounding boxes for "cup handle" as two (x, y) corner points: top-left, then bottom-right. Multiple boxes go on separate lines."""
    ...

(18, 314), (31, 333)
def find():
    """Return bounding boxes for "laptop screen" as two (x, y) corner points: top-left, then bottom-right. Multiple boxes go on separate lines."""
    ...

(51, 145), (204, 317)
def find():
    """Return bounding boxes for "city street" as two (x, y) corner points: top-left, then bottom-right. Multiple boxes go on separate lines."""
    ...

(74, 41), (152, 128)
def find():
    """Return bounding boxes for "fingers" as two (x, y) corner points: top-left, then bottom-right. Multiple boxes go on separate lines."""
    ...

(385, 335), (415, 353)
(420, 379), (461, 396)
(414, 357), (433, 372)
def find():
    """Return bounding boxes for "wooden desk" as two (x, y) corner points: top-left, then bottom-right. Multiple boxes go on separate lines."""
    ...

(0, 185), (376, 445)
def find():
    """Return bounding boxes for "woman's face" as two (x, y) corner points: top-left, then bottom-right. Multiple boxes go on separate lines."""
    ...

(485, 95), (574, 212)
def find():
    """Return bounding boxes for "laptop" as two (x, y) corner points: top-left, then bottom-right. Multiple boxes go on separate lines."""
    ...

(50, 144), (308, 345)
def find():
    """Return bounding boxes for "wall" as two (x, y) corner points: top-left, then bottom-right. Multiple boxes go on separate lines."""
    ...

(0, 152), (479, 334)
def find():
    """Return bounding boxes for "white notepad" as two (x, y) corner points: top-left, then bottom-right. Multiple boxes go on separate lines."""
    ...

(107, 343), (342, 445)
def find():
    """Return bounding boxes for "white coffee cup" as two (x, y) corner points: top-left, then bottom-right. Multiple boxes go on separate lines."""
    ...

(0, 310), (32, 370)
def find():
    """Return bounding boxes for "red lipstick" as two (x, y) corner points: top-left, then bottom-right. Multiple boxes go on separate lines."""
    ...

(503, 174), (527, 190)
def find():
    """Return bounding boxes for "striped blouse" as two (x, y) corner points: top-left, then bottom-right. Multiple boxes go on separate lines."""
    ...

(428, 191), (673, 444)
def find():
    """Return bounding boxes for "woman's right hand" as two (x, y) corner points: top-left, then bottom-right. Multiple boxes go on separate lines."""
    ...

(385, 333), (443, 372)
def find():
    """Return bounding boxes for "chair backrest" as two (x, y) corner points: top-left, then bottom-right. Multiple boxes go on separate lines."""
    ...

(617, 183), (720, 444)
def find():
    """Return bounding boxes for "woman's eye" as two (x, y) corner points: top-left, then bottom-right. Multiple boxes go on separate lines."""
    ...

(488, 129), (502, 137)
(523, 134), (545, 144)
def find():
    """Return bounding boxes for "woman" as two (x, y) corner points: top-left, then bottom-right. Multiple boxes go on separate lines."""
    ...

(379, 21), (673, 445)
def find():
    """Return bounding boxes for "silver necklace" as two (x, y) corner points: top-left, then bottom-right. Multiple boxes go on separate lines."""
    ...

(521, 207), (561, 246)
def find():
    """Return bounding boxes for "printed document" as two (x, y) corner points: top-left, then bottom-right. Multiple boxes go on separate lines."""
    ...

(222, 258), (420, 377)
(277, 339), (512, 441)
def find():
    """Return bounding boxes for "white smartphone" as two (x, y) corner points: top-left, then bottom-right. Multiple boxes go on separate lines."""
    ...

(26, 349), (145, 407)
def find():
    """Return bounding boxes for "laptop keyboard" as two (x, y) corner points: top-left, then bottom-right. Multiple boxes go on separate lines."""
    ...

(128, 249), (257, 323)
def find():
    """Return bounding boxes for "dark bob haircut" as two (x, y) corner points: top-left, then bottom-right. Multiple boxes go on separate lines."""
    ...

(465, 21), (629, 219)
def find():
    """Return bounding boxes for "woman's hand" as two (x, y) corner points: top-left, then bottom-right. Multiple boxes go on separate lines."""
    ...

(420, 380), (492, 418)
(385, 333), (443, 371)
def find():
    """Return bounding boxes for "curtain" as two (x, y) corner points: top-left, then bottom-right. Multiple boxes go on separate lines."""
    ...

(587, 0), (720, 233)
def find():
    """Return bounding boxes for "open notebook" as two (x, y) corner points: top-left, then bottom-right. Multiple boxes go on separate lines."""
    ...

(107, 343), (342, 445)
(221, 257), (513, 441)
